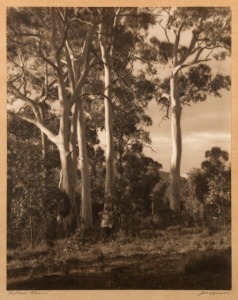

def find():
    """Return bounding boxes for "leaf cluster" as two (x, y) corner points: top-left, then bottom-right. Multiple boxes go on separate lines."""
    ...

(187, 147), (231, 208)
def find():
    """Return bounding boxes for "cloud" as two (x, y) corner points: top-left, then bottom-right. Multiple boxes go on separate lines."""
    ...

(183, 132), (231, 146)
(181, 132), (231, 174)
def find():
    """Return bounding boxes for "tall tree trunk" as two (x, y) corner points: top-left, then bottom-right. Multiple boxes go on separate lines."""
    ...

(101, 64), (114, 229)
(70, 103), (79, 221)
(77, 100), (93, 228)
(57, 97), (76, 232)
(58, 146), (76, 232)
(40, 62), (49, 159)
(104, 66), (115, 197)
(99, 23), (115, 230)
(39, 102), (47, 159)
(169, 72), (182, 214)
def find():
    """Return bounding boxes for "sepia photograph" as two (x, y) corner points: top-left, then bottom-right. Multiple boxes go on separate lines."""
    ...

(3, 3), (236, 296)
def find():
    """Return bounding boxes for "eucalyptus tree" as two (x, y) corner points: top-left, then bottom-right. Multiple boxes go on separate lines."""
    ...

(150, 7), (231, 213)
(97, 8), (120, 229)
(93, 7), (157, 230)
(7, 7), (99, 229)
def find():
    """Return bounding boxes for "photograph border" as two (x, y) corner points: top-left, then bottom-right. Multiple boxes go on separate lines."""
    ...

(1, 1), (237, 299)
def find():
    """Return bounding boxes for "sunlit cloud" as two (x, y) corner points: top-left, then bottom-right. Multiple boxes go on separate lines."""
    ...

(183, 132), (231, 146)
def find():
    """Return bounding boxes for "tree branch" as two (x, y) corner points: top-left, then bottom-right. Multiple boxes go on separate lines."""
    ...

(178, 34), (198, 65)
(173, 20), (184, 65)
(110, 8), (121, 57)
(38, 39), (59, 71)
(54, 9), (76, 92)
(50, 8), (68, 106)
(173, 46), (211, 76)
(69, 21), (97, 108)
(159, 104), (170, 126)
(9, 84), (42, 120)
(11, 113), (58, 144)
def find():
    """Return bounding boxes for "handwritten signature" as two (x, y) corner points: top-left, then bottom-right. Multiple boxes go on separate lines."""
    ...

(197, 291), (230, 297)
(8, 291), (50, 295)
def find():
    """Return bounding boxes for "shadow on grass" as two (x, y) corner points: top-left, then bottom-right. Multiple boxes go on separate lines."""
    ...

(7, 248), (231, 290)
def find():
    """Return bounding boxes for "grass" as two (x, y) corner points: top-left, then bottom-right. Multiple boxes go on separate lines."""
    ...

(184, 248), (231, 274)
(7, 226), (231, 263)
(7, 226), (231, 290)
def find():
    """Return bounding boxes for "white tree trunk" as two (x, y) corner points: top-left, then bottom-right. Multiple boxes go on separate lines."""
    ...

(58, 146), (76, 231)
(104, 66), (115, 197)
(99, 23), (115, 229)
(170, 72), (182, 213)
(57, 79), (76, 229)
(77, 100), (93, 228)
(101, 65), (114, 229)
(70, 103), (79, 220)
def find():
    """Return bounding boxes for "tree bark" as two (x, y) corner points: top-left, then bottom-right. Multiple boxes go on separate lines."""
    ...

(77, 100), (93, 228)
(99, 23), (115, 229)
(169, 72), (182, 214)
(70, 103), (78, 219)
(58, 146), (76, 230)
(56, 72), (77, 228)
(39, 102), (47, 159)
(104, 66), (115, 197)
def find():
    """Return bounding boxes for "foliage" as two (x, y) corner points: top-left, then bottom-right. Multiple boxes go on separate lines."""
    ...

(7, 115), (62, 247)
(187, 147), (231, 226)
(114, 143), (162, 234)
(151, 181), (170, 212)
(8, 133), (47, 246)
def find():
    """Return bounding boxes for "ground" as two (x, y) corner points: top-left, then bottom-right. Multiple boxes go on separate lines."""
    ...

(7, 226), (231, 290)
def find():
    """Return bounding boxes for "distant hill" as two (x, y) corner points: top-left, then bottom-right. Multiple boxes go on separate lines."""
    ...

(159, 171), (187, 183)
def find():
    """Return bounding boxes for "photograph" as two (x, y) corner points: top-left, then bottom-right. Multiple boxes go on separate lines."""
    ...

(2, 3), (236, 297)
